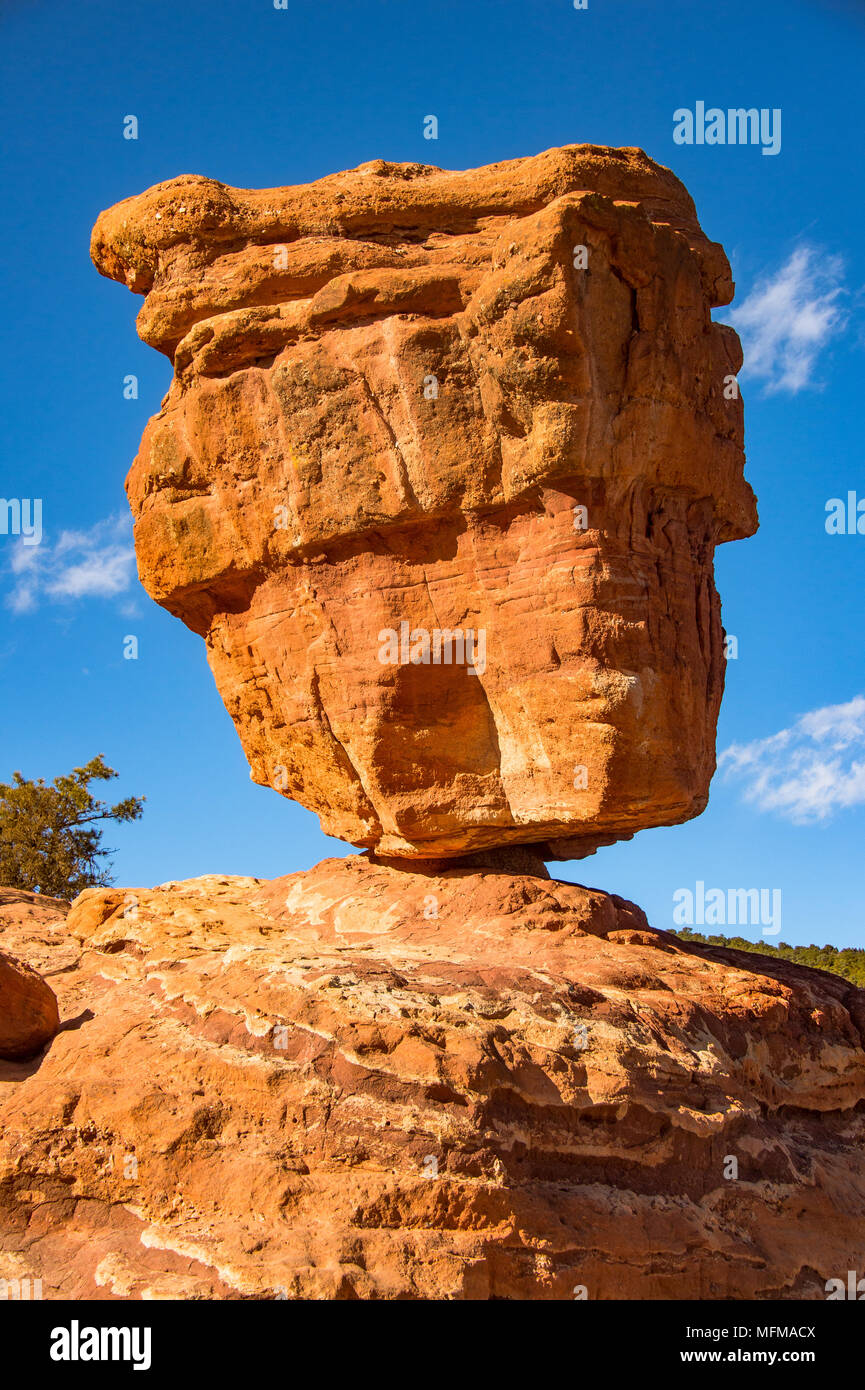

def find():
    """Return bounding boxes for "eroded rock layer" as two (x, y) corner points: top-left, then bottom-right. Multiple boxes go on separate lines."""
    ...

(92, 146), (757, 858)
(1, 864), (861, 1300)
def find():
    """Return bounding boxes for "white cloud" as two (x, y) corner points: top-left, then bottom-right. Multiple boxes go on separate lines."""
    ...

(727, 245), (847, 394)
(719, 696), (865, 822)
(3, 513), (136, 612)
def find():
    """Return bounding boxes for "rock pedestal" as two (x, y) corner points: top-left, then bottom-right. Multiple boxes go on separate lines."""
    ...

(1, 863), (863, 1299)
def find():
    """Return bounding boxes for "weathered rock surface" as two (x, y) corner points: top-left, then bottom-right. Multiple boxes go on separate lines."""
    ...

(0, 892), (62, 1059)
(92, 146), (757, 859)
(0, 955), (59, 1060)
(2, 861), (862, 1300)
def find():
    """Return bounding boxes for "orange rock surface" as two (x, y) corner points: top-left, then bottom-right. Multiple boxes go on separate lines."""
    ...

(92, 146), (757, 859)
(1, 863), (862, 1300)
(0, 892), (61, 1059)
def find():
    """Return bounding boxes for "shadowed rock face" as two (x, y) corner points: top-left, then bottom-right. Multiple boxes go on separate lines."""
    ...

(92, 145), (757, 859)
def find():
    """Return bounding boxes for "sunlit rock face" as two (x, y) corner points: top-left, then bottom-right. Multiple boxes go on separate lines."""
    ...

(92, 145), (757, 859)
(3, 867), (864, 1300)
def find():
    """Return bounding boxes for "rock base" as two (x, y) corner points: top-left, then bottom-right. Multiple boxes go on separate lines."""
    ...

(1, 861), (863, 1299)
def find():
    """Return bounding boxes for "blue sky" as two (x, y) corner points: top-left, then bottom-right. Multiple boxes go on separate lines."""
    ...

(1, 0), (863, 946)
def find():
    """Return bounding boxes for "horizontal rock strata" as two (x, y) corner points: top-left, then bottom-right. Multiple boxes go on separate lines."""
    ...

(92, 146), (757, 858)
(1, 865), (861, 1300)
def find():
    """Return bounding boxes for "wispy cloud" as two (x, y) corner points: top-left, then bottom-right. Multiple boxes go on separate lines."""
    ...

(728, 245), (847, 394)
(719, 696), (865, 822)
(4, 513), (136, 613)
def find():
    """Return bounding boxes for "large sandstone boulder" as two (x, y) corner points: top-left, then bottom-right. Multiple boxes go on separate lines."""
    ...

(0, 944), (60, 1060)
(91, 145), (757, 860)
(0, 859), (862, 1299)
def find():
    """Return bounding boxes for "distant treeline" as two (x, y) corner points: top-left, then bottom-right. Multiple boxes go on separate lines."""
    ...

(672, 928), (865, 988)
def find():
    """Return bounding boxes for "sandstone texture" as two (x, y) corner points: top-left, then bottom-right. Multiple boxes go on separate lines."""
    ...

(1, 862), (862, 1300)
(0, 892), (62, 1059)
(92, 146), (757, 859)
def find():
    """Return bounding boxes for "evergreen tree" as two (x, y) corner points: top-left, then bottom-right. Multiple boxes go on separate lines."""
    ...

(0, 756), (144, 901)
(674, 928), (865, 988)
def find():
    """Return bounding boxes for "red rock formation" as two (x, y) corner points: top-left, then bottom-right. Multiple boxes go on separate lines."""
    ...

(2, 862), (862, 1299)
(91, 146), (757, 860)
(10, 144), (832, 1305)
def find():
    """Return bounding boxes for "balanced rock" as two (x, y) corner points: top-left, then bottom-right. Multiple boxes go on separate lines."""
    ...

(1, 859), (862, 1299)
(91, 145), (757, 860)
